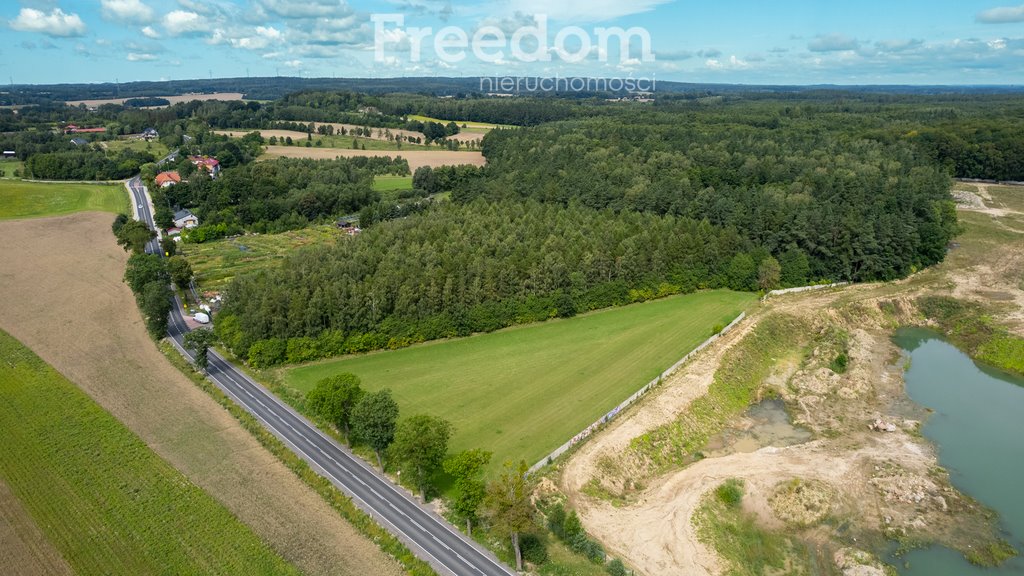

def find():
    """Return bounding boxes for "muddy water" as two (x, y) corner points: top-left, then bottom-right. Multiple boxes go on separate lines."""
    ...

(892, 327), (1024, 575)
(704, 398), (812, 456)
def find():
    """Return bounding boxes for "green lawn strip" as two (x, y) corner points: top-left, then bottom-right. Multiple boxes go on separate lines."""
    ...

(158, 342), (438, 576)
(629, 313), (810, 471)
(0, 330), (299, 576)
(373, 175), (414, 191)
(0, 160), (22, 178)
(102, 139), (169, 157)
(283, 290), (756, 472)
(0, 180), (127, 220)
(180, 225), (346, 291)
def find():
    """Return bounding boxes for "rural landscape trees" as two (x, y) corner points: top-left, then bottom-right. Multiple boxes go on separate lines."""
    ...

(307, 373), (364, 445)
(483, 460), (534, 571)
(390, 415), (453, 500)
(351, 390), (399, 470)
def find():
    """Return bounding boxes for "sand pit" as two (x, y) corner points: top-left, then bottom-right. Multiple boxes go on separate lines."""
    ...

(0, 212), (401, 576)
(262, 145), (486, 170)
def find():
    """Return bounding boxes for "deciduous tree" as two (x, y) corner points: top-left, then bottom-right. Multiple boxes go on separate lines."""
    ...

(351, 389), (399, 470)
(483, 460), (533, 571)
(306, 373), (364, 445)
(443, 449), (491, 535)
(391, 415), (453, 500)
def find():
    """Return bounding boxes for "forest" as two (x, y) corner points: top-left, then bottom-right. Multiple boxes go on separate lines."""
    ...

(160, 156), (409, 236)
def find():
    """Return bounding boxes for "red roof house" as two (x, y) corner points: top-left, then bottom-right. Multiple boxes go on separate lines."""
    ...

(155, 171), (182, 187)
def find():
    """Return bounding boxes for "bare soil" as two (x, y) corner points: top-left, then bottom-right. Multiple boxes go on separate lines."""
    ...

(262, 145), (486, 170)
(0, 212), (402, 576)
(0, 478), (73, 576)
(560, 183), (1024, 576)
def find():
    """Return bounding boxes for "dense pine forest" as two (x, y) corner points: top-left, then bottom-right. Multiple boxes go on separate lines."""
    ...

(205, 92), (1020, 366)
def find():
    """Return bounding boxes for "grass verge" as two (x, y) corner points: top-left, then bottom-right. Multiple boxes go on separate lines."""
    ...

(282, 290), (756, 472)
(0, 180), (127, 220)
(0, 329), (299, 575)
(917, 295), (1024, 378)
(157, 341), (437, 576)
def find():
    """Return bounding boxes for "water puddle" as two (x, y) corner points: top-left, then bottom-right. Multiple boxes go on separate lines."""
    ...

(704, 398), (812, 457)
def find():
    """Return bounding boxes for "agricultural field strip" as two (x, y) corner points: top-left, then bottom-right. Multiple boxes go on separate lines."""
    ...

(164, 303), (516, 576)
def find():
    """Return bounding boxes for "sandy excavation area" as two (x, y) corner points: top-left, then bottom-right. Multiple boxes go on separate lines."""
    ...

(562, 271), (1020, 575)
(263, 145), (486, 170)
(0, 212), (402, 576)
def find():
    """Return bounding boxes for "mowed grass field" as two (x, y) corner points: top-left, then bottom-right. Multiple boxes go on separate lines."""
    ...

(0, 160), (22, 178)
(180, 225), (347, 291)
(373, 175), (414, 191)
(283, 290), (756, 470)
(0, 329), (299, 575)
(406, 114), (510, 133)
(0, 180), (126, 220)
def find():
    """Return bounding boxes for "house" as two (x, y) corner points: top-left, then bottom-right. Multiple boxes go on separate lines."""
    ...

(70, 137), (89, 146)
(155, 171), (181, 187)
(189, 155), (221, 177)
(141, 127), (159, 141)
(173, 209), (199, 229)
(2, 150), (15, 159)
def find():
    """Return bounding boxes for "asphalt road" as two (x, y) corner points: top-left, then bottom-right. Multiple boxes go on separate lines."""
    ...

(129, 176), (516, 576)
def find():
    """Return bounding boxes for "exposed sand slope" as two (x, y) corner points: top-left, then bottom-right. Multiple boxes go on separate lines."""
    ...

(0, 212), (402, 576)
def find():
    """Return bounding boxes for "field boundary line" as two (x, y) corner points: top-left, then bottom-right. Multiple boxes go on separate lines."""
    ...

(528, 310), (747, 474)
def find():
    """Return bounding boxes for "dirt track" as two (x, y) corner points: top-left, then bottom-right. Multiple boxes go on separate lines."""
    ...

(262, 145), (486, 170)
(0, 212), (401, 576)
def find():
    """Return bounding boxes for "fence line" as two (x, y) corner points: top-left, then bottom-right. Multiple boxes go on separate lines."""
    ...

(761, 282), (849, 301)
(528, 310), (747, 474)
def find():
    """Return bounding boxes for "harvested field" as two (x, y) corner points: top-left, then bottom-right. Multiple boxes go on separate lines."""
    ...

(0, 212), (402, 576)
(65, 92), (245, 107)
(262, 145), (486, 170)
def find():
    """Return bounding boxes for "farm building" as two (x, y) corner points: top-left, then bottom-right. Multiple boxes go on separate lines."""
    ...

(2, 150), (15, 158)
(70, 138), (89, 146)
(141, 127), (159, 140)
(155, 171), (181, 187)
(173, 209), (199, 229)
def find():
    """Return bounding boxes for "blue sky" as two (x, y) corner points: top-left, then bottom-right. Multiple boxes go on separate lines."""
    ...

(2, 0), (1024, 85)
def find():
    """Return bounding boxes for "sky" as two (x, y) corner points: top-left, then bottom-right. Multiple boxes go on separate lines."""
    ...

(2, 0), (1024, 85)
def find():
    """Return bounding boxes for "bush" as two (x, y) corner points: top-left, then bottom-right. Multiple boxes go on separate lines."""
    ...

(519, 533), (549, 565)
(830, 352), (849, 374)
(606, 558), (628, 576)
(716, 478), (744, 507)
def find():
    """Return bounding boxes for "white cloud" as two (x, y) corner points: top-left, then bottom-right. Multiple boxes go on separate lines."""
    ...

(977, 4), (1024, 23)
(705, 55), (750, 70)
(808, 34), (860, 52)
(504, 0), (671, 22)
(10, 8), (86, 37)
(142, 25), (160, 38)
(101, 0), (154, 23)
(127, 52), (158, 61)
(219, 25), (284, 49)
(258, 0), (354, 19)
(164, 10), (209, 36)
(284, 59), (303, 68)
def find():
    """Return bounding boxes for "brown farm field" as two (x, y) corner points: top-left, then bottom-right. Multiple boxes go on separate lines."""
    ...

(0, 212), (402, 576)
(65, 92), (245, 107)
(262, 145), (486, 170)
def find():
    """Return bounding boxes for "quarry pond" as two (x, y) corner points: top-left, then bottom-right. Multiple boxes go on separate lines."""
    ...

(891, 327), (1024, 575)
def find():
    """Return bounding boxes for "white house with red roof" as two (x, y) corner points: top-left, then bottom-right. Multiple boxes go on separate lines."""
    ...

(155, 171), (181, 187)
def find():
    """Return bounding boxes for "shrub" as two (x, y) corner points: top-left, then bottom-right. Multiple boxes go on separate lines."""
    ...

(830, 352), (849, 374)
(520, 533), (549, 565)
(716, 478), (744, 507)
(606, 558), (628, 576)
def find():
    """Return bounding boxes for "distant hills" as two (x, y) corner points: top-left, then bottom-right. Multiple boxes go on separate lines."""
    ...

(3, 76), (1024, 105)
